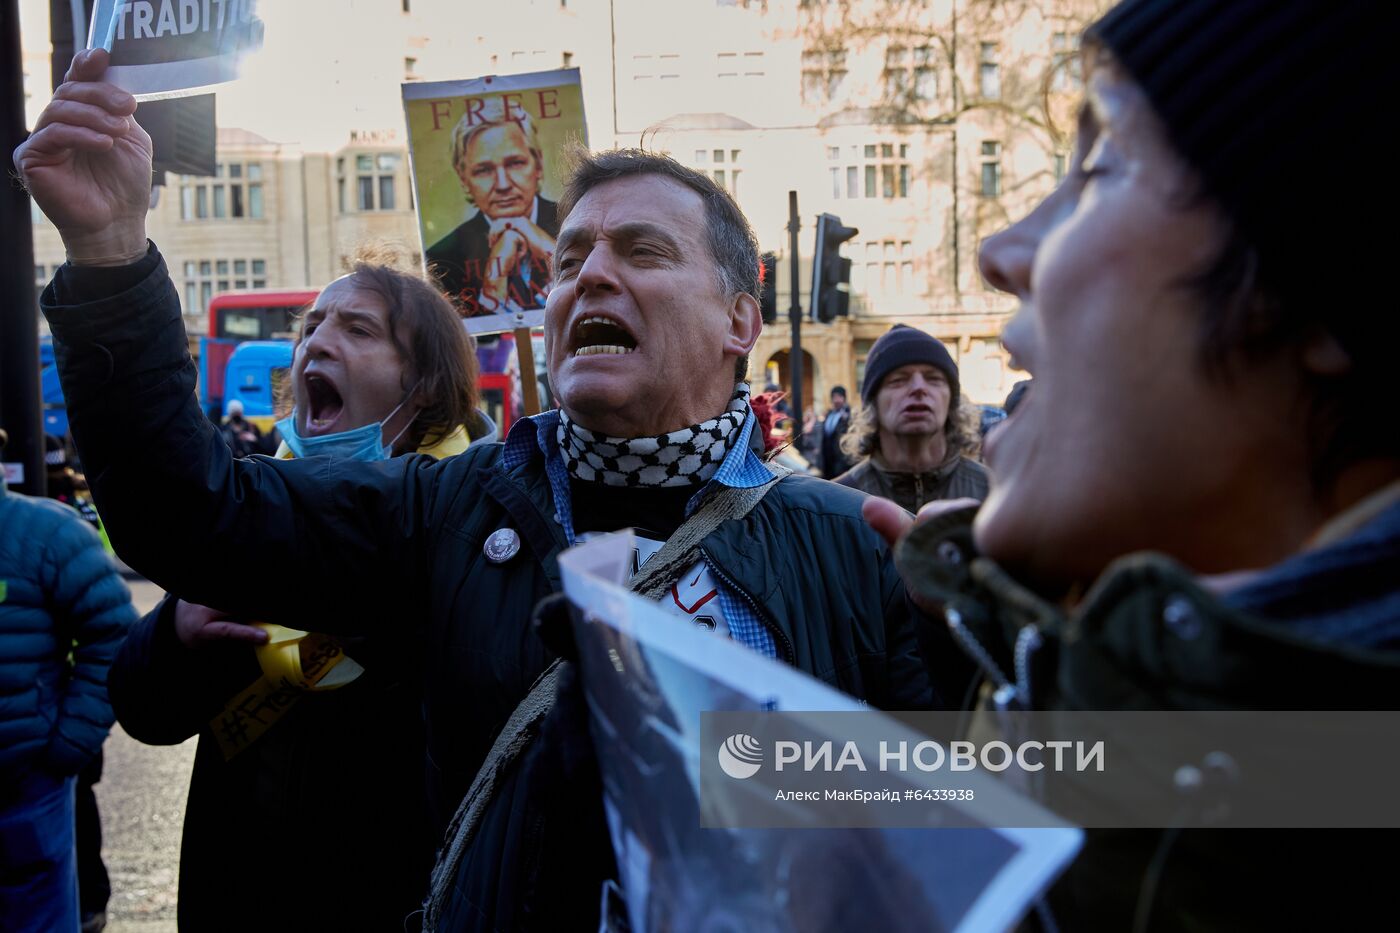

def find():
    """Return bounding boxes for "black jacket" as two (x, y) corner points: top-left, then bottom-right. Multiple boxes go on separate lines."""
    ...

(835, 454), (990, 514)
(45, 249), (956, 929)
(110, 598), (433, 931)
(819, 406), (852, 478)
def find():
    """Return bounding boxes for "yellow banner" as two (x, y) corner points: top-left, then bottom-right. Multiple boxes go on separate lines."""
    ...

(211, 630), (361, 760)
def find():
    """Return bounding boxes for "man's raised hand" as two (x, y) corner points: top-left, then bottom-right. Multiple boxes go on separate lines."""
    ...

(13, 49), (153, 266)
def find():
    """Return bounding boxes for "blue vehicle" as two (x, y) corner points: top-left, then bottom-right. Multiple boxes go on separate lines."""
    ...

(217, 340), (293, 432)
(198, 288), (316, 422)
(39, 337), (69, 438)
(978, 404), (1008, 437)
(42, 335), (292, 439)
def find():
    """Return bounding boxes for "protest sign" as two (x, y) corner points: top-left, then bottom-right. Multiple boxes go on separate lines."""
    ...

(559, 532), (1083, 933)
(402, 70), (586, 335)
(88, 0), (265, 100)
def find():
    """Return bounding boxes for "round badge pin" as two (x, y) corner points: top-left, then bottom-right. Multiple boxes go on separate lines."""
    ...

(483, 527), (521, 564)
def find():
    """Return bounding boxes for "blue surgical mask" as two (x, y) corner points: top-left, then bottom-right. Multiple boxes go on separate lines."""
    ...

(276, 385), (419, 462)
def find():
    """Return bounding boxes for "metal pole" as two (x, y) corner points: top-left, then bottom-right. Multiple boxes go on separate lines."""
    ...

(68, 0), (84, 51)
(786, 190), (803, 444)
(1, 0), (46, 497)
(514, 327), (542, 416)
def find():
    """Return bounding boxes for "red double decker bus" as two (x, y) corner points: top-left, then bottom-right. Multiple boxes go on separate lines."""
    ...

(198, 289), (523, 436)
(199, 290), (318, 422)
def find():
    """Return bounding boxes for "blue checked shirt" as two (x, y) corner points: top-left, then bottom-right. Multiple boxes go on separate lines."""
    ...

(502, 407), (779, 659)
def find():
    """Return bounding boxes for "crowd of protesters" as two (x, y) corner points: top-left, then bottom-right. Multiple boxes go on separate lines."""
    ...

(8, 0), (1397, 929)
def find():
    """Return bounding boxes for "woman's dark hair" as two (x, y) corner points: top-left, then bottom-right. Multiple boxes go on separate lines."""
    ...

(1186, 224), (1388, 488)
(346, 262), (479, 449)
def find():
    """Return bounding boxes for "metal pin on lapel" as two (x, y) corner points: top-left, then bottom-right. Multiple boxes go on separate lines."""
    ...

(483, 527), (521, 564)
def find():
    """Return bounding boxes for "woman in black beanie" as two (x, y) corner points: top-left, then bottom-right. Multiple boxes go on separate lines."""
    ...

(872, 0), (1400, 929)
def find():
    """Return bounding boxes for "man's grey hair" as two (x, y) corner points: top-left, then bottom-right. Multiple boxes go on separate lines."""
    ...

(558, 148), (761, 302)
(450, 102), (544, 205)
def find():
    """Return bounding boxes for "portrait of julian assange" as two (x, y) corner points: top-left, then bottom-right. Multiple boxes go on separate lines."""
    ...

(426, 99), (559, 316)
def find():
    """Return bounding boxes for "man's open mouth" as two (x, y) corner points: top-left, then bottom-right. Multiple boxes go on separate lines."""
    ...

(572, 316), (639, 357)
(304, 373), (344, 430)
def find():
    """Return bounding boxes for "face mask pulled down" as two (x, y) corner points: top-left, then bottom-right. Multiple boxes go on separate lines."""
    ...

(276, 383), (420, 462)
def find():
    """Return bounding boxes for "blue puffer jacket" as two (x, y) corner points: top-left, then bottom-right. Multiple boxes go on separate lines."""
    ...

(0, 480), (134, 794)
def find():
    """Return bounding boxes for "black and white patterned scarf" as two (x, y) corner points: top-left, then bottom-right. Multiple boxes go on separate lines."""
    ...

(559, 384), (750, 487)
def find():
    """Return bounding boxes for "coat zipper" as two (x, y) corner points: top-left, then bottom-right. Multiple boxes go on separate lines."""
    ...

(699, 546), (795, 665)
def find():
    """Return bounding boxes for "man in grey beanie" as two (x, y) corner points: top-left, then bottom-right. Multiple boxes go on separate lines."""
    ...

(834, 324), (988, 513)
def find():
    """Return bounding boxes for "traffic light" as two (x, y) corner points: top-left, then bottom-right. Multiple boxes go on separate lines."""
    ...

(759, 253), (778, 324)
(811, 213), (858, 323)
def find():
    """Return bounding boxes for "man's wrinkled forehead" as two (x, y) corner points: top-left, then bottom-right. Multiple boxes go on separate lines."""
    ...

(554, 176), (705, 264)
(559, 173), (705, 229)
(554, 220), (683, 263)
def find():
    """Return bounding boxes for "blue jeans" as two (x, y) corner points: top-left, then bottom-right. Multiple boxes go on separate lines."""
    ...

(0, 774), (79, 932)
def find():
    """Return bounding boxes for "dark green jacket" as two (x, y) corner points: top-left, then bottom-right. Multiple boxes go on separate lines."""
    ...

(45, 248), (946, 929)
(835, 453), (990, 514)
(898, 502), (1400, 931)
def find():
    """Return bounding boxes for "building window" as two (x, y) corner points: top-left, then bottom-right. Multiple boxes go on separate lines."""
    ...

(827, 142), (910, 200)
(801, 48), (847, 103)
(358, 169), (374, 211)
(1052, 32), (1083, 92)
(633, 51), (681, 81)
(979, 42), (1001, 99)
(562, 51), (573, 67)
(884, 46), (910, 95)
(230, 163), (244, 217)
(402, 0), (411, 11)
(883, 44), (936, 101)
(853, 338), (874, 396)
(689, 148), (743, 198)
(179, 161), (264, 221)
(853, 240), (914, 297)
(404, 57), (418, 79)
(717, 50), (765, 79)
(182, 258), (268, 316)
(343, 152), (400, 212)
(981, 140), (1002, 197)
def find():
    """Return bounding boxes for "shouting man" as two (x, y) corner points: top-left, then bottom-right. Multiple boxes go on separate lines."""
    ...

(107, 261), (488, 931)
(19, 52), (952, 930)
